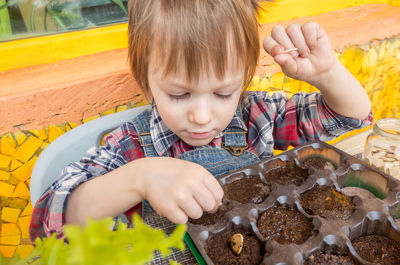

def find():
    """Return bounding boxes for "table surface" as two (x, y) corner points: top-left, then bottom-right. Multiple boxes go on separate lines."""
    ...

(144, 212), (197, 265)
(333, 129), (371, 156)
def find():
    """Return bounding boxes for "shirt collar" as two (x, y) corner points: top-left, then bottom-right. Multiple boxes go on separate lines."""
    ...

(149, 102), (248, 156)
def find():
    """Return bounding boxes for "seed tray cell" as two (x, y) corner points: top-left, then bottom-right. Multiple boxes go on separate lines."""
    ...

(186, 141), (400, 264)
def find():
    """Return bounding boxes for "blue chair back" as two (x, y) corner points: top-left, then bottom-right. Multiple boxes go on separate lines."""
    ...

(30, 105), (151, 205)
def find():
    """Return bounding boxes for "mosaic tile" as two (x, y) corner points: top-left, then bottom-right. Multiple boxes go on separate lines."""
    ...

(1, 224), (20, 237)
(15, 244), (34, 258)
(0, 135), (16, 156)
(12, 183), (30, 198)
(0, 154), (11, 169)
(1, 208), (21, 223)
(12, 137), (42, 163)
(0, 245), (16, 257)
(0, 171), (10, 181)
(0, 182), (15, 197)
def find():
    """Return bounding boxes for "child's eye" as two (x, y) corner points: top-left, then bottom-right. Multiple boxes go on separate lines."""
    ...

(215, 93), (232, 99)
(169, 93), (189, 100)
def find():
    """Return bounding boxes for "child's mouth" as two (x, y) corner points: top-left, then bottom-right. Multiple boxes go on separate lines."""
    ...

(187, 131), (212, 139)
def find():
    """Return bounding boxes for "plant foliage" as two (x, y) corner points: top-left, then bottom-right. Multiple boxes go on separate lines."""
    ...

(0, 214), (186, 265)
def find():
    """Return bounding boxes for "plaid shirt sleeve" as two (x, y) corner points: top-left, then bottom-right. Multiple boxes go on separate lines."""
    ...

(244, 91), (373, 156)
(271, 91), (373, 150)
(29, 123), (144, 242)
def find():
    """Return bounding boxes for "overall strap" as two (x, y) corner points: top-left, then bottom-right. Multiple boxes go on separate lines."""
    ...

(130, 109), (165, 215)
(131, 110), (166, 157)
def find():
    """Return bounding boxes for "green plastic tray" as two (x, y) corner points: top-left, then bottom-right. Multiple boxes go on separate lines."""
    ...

(184, 233), (207, 265)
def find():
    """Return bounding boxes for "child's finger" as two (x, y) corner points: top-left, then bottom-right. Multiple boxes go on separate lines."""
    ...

(274, 54), (298, 76)
(203, 174), (224, 204)
(163, 205), (188, 224)
(179, 196), (204, 220)
(301, 22), (321, 51)
(271, 25), (298, 57)
(263, 36), (283, 56)
(286, 24), (311, 57)
(193, 185), (219, 212)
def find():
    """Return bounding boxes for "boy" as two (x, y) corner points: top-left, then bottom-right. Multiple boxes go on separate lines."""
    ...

(30, 0), (372, 241)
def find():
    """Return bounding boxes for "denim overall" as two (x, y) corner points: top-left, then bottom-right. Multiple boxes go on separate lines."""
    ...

(131, 109), (260, 215)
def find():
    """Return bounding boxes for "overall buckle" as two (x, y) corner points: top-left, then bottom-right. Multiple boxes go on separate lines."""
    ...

(221, 142), (248, 156)
(138, 132), (152, 147)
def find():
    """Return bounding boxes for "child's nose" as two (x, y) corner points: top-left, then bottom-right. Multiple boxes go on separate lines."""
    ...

(188, 102), (212, 125)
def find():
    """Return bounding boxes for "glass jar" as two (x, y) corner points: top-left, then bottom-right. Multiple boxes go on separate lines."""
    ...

(363, 118), (400, 179)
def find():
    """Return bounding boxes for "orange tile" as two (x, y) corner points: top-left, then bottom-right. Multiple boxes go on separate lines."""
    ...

(0, 134), (16, 156)
(18, 216), (31, 239)
(13, 131), (27, 146)
(1, 207), (21, 223)
(13, 136), (43, 163)
(26, 156), (38, 171)
(47, 125), (65, 143)
(0, 170), (10, 181)
(0, 153), (12, 169)
(12, 182), (30, 198)
(21, 202), (33, 217)
(15, 244), (34, 259)
(30, 128), (47, 141)
(12, 163), (31, 183)
(0, 182), (15, 197)
(0, 235), (21, 246)
(0, 223), (20, 236)
(0, 245), (16, 258)
(9, 159), (23, 171)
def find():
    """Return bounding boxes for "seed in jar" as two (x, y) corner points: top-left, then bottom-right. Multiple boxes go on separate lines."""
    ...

(372, 151), (385, 159)
(383, 157), (396, 162)
(230, 233), (244, 255)
(386, 153), (399, 159)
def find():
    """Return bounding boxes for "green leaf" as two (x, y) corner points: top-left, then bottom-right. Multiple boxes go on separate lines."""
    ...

(111, 0), (127, 15)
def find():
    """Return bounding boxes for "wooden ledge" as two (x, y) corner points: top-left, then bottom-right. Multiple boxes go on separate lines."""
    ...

(0, 4), (399, 134)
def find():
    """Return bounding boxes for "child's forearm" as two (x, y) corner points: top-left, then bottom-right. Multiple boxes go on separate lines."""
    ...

(310, 59), (371, 120)
(66, 157), (223, 226)
(65, 159), (147, 226)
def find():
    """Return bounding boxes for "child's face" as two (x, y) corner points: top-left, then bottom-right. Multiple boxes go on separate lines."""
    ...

(148, 62), (244, 146)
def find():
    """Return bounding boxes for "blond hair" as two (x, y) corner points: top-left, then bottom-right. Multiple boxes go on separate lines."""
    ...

(128, 0), (264, 98)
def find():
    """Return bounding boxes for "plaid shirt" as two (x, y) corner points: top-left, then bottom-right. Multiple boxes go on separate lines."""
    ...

(29, 91), (372, 241)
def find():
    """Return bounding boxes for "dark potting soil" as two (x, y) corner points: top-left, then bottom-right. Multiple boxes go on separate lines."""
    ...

(301, 156), (336, 170)
(257, 206), (313, 245)
(189, 203), (229, 226)
(300, 186), (354, 220)
(263, 161), (309, 186)
(207, 228), (265, 265)
(224, 176), (270, 204)
(305, 248), (359, 265)
(352, 235), (400, 265)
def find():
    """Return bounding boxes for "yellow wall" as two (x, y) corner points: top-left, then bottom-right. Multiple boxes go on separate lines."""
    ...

(258, 0), (399, 23)
(0, 24), (128, 72)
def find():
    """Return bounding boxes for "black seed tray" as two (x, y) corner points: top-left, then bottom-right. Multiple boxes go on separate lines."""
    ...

(186, 141), (400, 265)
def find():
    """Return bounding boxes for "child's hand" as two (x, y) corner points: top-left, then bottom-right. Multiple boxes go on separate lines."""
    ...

(263, 22), (337, 85)
(137, 157), (223, 224)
